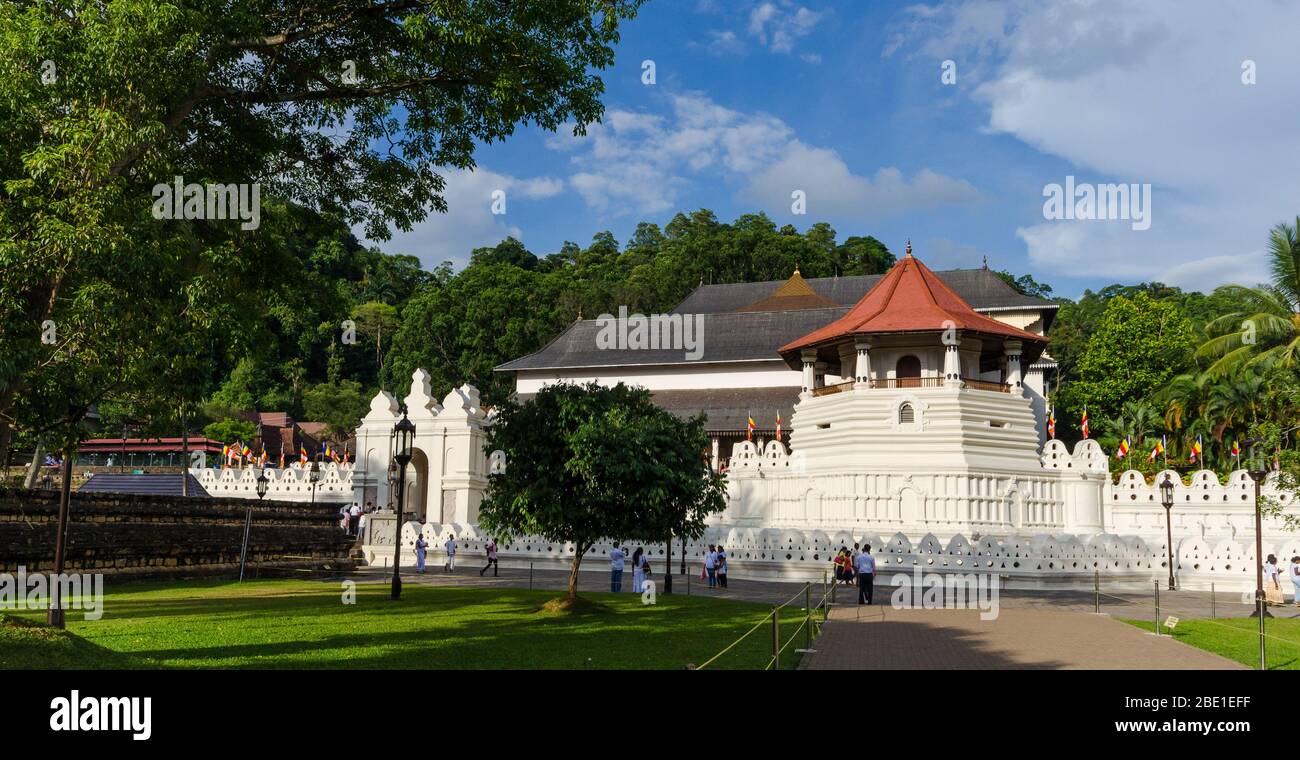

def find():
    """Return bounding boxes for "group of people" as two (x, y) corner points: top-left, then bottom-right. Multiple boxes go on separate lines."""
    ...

(609, 545), (653, 593)
(339, 502), (373, 538)
(831, 543), (876, 604)
(703, 545), (729, 588)
(1263, 554), (1300, 606)
(411, 534), (501, 577)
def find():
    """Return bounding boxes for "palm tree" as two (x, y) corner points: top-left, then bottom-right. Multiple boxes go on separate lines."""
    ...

(1197, 218), (1300, 372)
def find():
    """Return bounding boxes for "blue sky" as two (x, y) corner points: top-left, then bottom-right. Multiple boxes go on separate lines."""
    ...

(370, 0), (1300, 299)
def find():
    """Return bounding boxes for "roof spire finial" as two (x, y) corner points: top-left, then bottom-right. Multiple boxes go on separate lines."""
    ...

(982, 255), (988, 270)
(905, 239), (912, 258)
(793, 264), (800, 276)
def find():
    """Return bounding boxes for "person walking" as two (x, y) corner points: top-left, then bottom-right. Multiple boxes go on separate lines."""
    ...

(1290, 556), (1300, 606)
(716, 545), (729, 589)
(631, 547), (647, 594)
(854, 544), (876, 605)
(480, 538), (499, 577)
(704, 544), (717, 588)
(610, 545), (626, 592)
(444, 533), (457, 573)
(348, 503), (361, 536)
(414, 534), (428, 573)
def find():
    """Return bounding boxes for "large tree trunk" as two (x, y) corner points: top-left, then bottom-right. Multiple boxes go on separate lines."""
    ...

(47, 451), (74, 628)
(567, 544), (588, 599)
(23, 437), (44, 489)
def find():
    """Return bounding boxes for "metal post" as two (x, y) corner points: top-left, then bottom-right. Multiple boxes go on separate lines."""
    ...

(665, 535), (672, 594)
(529, 562), (534, 590)
(771, 606), (780, 671)
(238, 505), (253, 582)
(1259, 597), (1267, 670)
(1093, 569), (1099, 614)
(1211, 582), (1216, 618)
(804, 582), (812, 651)
(686, 566), (691, 596)
(1154, 580), (1160, 635)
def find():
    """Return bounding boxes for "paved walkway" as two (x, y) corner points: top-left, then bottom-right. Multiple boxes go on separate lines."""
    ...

(336, 566), (1285, 670)
(799, 605), (1245, 669)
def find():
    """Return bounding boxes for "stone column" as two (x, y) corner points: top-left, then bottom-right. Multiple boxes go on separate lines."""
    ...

(943, 330), (962, 387)
(814, 361), (828, 389)
(854, 338), (872, 388)
(800, 349), (817, 396)
(711, 437), (720, 471)
(1004, 340), (1023, 395)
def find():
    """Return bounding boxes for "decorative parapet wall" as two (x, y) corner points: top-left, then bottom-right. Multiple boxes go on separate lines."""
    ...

(1104, 468), (1298, 544)
(190, 463), (354, 504)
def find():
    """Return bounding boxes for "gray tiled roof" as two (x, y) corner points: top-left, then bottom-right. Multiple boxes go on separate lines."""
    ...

(78, 473), (210, 497)
(497, 268), (1055, 372)
(496, 309), (843, 370)
(515, 387), (800, 433)
(672, 268), (1055, 314)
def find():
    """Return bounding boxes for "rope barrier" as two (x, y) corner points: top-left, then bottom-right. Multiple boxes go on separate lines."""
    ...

(694, 609), (775, 670)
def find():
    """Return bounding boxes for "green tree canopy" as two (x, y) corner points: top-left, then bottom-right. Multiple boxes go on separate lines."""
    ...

(479, 383), (727, 600)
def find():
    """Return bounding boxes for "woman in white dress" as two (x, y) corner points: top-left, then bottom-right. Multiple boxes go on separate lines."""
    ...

(631, 547), (646, 594)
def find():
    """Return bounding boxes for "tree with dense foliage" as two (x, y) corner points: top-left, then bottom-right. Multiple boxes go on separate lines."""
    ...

(301, 380), (370, 441)
(0, 0), (643, 460)
(479, 383), (728, 601)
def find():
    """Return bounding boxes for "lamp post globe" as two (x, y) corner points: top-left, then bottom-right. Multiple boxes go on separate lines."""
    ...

(256, 469), (270, 500)
(390, 411), (416, 600)
(1159, 474), (1175, 590)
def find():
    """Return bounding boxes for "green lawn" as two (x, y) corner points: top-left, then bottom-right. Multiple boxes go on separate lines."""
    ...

(1121, 616), (1300, 670)
(1, 579), (810, 670)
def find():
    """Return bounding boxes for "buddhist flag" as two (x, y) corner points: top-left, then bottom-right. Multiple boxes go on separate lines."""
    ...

(1232, 439), (1240, 460)
(775, 413), (783, 442)
(1189, 435), (1203, 464)
(1148, 437), (1164, 462)
(746, 416), (756, 441)
(299, 445), (308, 465)
(1116, 436), (1130, 459)
(279, 447), (285, 470)
(1047, 407), (1056, 439)
(1080, 406), (1089, 439)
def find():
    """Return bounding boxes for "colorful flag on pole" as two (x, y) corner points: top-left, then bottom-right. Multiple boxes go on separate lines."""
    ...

(1047, 407), (1056, 439)
(1080, 406), (1089, 439)
(1231, 439), (1240, 460)
(279, 447), (285, 470)
(1189, 435), (1203, 465)
(775, 413), (783, 442)
(746, 416), (756, 442)
(1148, 437), (1164, 462)
(1116, 436), (1130, 459)
(299, 445), (308, 465)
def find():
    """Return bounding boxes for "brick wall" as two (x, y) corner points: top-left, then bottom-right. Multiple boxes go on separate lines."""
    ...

(0, 488), (355, 577)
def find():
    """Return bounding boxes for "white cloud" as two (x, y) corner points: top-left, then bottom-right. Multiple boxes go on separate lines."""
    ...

(749, 2), (824, 53)
(889, 0), (1300, 291)
(363, 167), (563, 267)
(550, 91), (979, 221)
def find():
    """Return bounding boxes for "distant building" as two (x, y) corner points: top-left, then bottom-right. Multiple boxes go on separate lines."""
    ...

(79, 472), (209, 497)
(77, 437), (225, 469)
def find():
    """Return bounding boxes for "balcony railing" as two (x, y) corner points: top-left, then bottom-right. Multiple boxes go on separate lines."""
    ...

(808, 376), (1011, 395)
(810, 380), (856, 397)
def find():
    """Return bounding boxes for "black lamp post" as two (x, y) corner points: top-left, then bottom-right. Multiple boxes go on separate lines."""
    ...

(239, 469), (270, 582)
(1159, 474), (1176, 590)
(308, 459), (320, 505)
(390, 411), (416, 600)
(1245, 440), (1271, 619)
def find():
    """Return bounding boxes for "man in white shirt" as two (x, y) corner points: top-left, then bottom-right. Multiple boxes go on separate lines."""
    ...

(704, 544), (717, 588)
(348, 503), (361, 535)
(854, 545), (876, 605)
(444, 534), (457, 572)
(610, 545), (626, 592)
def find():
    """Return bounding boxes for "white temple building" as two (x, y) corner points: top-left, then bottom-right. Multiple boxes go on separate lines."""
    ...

(355, 249), (1300, 592)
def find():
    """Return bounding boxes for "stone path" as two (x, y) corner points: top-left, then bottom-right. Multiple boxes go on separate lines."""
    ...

(799, 605), (1245, 670)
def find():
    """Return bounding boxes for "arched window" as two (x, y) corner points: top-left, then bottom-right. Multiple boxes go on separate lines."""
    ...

(896, 355), (921, 388)
(899, 402), (915, 424)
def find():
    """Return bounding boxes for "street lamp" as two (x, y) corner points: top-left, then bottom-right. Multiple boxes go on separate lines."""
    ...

(308, 459), (320, 505)
(1159, 474), (1176, 590)
(390, 411), (416, 600)
(1245, 441), (1271, 620)
(239, 469), (270, 582)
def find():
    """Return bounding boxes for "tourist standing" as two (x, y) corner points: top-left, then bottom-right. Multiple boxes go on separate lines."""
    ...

(854, 545), (876, 605)
(415, 534), (428, 573)
(610, 545), (626, 592)
(1265, 554), (1284, 605)
(704, 544), (717, 588)
(480, 538), (499, 577)
(356, 510), (367, 541)
(444, 533), (457, 573)
(632, 547), (647, 594)
(716, 545), (728, 589)
(1290, 556), (1300, 606)
(348, 503), (361, 535)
